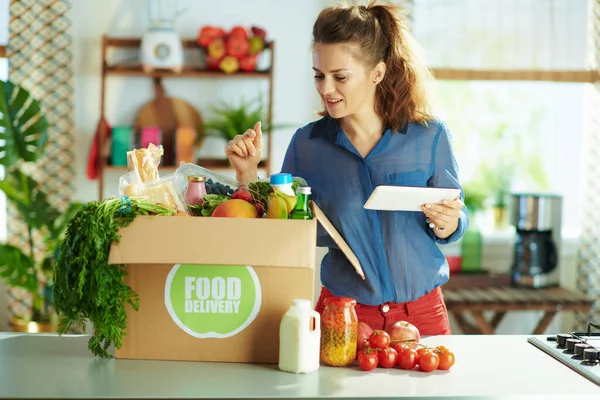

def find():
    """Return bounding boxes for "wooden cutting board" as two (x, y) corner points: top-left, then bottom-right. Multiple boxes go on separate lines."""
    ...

(134, 78), (204, 165)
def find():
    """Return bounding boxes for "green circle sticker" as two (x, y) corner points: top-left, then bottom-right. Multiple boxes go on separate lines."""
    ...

(165, 264), (262, 338)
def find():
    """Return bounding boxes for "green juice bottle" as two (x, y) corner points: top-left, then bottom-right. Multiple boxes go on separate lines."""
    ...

(289, 186), (313, 220)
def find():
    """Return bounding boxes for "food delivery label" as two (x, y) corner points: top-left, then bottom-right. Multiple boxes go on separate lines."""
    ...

(165, 264), (262, 338)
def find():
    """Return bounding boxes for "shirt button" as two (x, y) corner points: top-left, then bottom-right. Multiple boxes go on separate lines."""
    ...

(381, 304), (390, 313)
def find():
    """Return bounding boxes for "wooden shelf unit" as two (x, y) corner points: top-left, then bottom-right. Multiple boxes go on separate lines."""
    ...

(97, 35), (275, 200)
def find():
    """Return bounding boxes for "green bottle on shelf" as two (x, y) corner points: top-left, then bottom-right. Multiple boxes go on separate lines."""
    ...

(461, 222), (482, 272)
(289, 186), (313, 220)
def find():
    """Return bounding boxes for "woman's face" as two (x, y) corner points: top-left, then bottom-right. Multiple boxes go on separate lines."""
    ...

(312, 42), (377, 120)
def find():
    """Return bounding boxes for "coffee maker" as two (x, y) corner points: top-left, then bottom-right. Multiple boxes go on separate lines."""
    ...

(510, 193), (563, 288)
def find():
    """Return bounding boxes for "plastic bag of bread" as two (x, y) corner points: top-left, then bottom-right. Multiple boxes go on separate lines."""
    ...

(141, 173), (188, 213)
(119, 170), (144, 198)
(127, 143), (163, 183)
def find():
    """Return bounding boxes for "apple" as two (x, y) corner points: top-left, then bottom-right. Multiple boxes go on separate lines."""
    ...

(207, 38), (226, 59)
(229, 25), (248, 40)
(384, 320), (421, 349)
(219, 56), (240, 74)
(226, 36), (250, 59)
(197, 26), (226, 48)
(239, 55), (257, 72)
(356, 321), (373, 352)
(251, 25), (267, 40)
(248, 36), (265, 56)
(205, 55), (222, 71)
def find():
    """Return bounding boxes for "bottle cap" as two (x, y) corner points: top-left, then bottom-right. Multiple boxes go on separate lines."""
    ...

(270, 173), (293, 185)
(188, 175), (206, 182)
(297, 186), (311, 195)
(324, 296), (357, 308)
(292, 299), (311, 308)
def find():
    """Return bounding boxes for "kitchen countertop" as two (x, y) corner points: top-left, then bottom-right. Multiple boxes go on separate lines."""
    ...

(0, 333), (598, 400)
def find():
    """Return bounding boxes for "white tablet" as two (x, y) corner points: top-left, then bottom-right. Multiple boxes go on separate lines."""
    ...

(363, 185), (461, 212)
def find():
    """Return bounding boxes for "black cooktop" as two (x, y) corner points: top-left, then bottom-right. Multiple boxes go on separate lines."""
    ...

(528, 321), (600, 386)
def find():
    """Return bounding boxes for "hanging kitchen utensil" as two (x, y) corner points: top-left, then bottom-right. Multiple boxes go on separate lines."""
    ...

(133, 77), (203, 166)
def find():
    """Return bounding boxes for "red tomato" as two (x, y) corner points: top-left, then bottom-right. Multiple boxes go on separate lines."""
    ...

(418, 350), (440, 372)
(436, 349), (455, 370)
(357, 351), (378, 371)
(416, 346), (428, 357)
(397, 348), (418, 370)
(377, 347), (398, 368)
(369, 330), (391, 350)
(356, 347), (374, 360)
(392, 342), (409, 354)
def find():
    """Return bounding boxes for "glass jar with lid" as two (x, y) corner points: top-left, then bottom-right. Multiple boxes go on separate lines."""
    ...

(185, 175), (207, 206)
(320, 296), (358, 367)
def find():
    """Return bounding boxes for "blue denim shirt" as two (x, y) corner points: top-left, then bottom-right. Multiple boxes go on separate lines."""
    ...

(281, 116), (469, 305)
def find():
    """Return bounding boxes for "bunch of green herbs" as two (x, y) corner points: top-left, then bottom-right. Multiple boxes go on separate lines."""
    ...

(53, 197), (174, 358)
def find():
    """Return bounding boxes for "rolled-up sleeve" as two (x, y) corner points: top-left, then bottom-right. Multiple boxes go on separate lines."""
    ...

(427, 122), (470, 244)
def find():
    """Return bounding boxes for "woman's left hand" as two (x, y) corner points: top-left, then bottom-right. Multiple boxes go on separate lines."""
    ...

(421, 197), (463, 239)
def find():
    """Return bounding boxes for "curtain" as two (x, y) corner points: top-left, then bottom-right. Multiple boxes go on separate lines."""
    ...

(6, 0), (74, 322)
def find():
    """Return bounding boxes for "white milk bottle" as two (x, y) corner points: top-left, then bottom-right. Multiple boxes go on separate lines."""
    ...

(278, 299), (321, 374)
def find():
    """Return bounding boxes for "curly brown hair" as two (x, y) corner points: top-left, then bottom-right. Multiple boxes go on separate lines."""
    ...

(312, 0), (434, 132)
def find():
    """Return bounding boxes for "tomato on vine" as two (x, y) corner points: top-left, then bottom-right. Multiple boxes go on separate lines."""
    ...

(435, 346), (456, 370)
(369, 330), (391, 349)
(397, 348), (418, 370)
(392, 342), (409, 354)
(357, 349), (378, 371)
(377, 347), (397, 368)
(418, 349), (440, 372)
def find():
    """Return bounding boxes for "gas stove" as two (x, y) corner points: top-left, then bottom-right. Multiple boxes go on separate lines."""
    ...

(528, 321), (600, 386)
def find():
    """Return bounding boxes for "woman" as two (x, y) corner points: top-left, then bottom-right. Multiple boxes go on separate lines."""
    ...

(225, 0), (469, 335)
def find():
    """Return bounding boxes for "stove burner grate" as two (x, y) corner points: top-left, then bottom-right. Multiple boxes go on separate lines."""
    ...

(528, 321), (600, 386)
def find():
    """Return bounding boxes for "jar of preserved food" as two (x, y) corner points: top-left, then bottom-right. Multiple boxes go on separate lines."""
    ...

(185, 175), (207, 206)
(320, 296), (357, 367)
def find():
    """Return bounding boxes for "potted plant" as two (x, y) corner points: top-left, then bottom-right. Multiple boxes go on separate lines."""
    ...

(202, 95), (270, 142)
(480, 163), (514, 230)
(0, 79), (82, 331)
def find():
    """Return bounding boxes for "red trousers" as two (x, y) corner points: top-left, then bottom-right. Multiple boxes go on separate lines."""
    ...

(315, 286), (452, 336)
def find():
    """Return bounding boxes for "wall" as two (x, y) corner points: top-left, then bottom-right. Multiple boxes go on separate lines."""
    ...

(0, 0), (588, 334)
(71, 0), (325, 201)
(0, 0), (326, 331)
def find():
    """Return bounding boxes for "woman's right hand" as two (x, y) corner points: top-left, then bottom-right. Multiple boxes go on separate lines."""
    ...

(224, 121), (263, 183)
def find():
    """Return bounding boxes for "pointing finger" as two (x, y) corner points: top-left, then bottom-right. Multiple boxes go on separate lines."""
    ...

(253, 121), (263, 149)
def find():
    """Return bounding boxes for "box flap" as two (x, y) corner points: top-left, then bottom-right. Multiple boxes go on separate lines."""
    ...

(310, 201), (366, 280)
(108, 216), (316, 268)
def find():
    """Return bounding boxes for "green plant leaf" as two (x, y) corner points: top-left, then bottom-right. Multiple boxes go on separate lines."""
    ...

(3, 168), (60, 231)
(202, 96), (270, 142)
(0, 80), (49, 167)
(0, 243), (37, 292)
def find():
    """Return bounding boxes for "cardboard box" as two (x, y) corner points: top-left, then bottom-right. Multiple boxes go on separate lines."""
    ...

(108, 203), (364, 363)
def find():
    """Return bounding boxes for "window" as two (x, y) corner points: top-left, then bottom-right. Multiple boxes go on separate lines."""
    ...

(412, 0), (591, 237)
